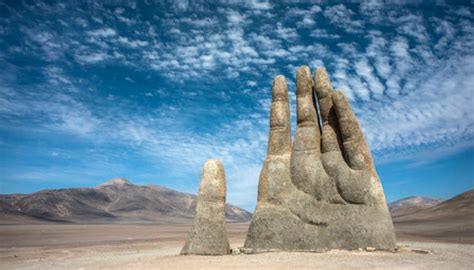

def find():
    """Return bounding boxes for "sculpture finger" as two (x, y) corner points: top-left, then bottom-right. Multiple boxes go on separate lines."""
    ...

(314, 67), (342, 153)
(258, 76), (292, 205)
(291, 66), (330, 199)
(197, 159), (227, 204)
(267, 75), (292, 156)
(314, 67), (333, 101)
(332, 91), (375, 171)
(293, 66), (321, 152)
(181, 159), (229, 255)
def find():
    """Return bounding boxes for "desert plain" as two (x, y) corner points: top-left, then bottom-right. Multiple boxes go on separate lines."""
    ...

(1, 222), (473, 270)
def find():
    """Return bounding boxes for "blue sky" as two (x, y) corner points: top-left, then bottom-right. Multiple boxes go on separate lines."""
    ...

(0, 1), (473, 211)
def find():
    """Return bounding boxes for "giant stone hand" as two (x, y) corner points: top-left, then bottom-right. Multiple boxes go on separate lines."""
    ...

(244, 66), (396, 251)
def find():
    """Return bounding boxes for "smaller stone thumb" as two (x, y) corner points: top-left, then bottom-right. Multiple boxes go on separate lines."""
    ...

(198, 159), (226, 205)
(181, 159), (230, 255)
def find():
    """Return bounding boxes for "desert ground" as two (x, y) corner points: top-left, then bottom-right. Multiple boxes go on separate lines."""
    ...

(1, 223), (473, 270)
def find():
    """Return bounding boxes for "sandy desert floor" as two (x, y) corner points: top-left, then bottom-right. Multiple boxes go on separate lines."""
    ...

(1, 223), (473, 270)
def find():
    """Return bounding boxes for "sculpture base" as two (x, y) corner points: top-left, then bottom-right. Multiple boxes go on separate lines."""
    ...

(244, 203), (396, 252)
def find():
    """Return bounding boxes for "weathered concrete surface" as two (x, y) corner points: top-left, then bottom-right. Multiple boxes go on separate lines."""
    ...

(245, 66), (396, 252)
(181, 159), (230, 255)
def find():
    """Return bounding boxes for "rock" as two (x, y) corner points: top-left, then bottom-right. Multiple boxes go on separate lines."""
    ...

(411, 248), (431, 254)
(394, 246), (431, 254)
(239, 248), (254, 254)
(181, 160), (230, 255)
(230, 248), (241, 255)
(394, 246), (411, 253)
(366, 247), (376, 252)
(244, 66), (396, 252)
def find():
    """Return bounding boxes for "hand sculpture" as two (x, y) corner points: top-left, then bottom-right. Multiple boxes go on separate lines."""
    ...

(244, 66), (396, 251)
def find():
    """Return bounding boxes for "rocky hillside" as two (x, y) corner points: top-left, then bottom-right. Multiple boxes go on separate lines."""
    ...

(393, 189), (474, 222)
(389, 196), (444, 218)
(0, 178), (252, 224)
(392, 189), (474, 244)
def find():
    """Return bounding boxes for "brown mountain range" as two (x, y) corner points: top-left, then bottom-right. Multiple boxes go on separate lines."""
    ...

(1, 178), (472, 244)
(389, 196), (444, 218)
(0, 178), (252, 224)
(391, 189), (474, 244)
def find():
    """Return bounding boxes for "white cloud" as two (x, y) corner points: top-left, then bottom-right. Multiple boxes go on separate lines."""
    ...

(323, 4), (363, 33)
(291, 5), (321, 28)
(309, 59), (324, 68)
(247, 80), (257, 86)
(75, 52), (110, 63)
(357, 53), (474, 164)
(298, 16), (316, 28)
(395, 14), (429, 43)
(52, 109), (100, 136)
(310, 29), (340, 39)
(390, 37), (412, 75)
(337, 42), (359, 55)
(246, 0), (272, 10)
(87, 28), (117, 37)
(44, 67), (72, 85)
(433, 19), (456, 51)
(226, 10), (247, 25)
(275, 23), (298, 40)
(28, 31), (54, 43)
(354, 59), (385, 98)
(117, 36), (148, 48)
(180, 17), (217, 27)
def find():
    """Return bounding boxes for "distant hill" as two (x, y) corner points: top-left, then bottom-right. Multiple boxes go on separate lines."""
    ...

(389, 196), (444, 218)
(0, 178), (252, 224)
(392, 189), (474, 244)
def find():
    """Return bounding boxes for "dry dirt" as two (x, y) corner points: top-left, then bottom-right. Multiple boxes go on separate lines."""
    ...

(1, 223), (473, 270)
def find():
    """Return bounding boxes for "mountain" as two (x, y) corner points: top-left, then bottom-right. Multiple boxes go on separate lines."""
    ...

(389, 196), (444, 218)
(393, 189), (474, 222)
(392, 189), (474, 244)
(0, 178), (252, 224)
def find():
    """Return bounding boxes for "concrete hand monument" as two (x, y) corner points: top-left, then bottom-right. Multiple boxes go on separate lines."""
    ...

(244, 66), (396, 251)
(181, 159), (230, 255)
